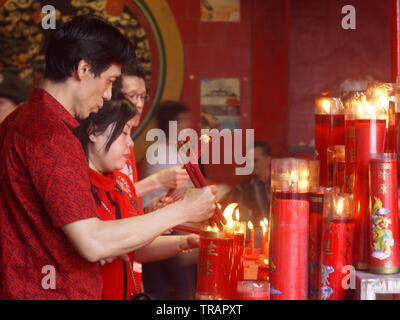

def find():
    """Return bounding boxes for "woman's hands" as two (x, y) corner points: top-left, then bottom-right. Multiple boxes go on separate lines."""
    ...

(154, 166), (189, 189)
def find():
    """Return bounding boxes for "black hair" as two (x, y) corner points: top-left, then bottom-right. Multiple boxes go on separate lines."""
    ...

(112, 63), (147, 97)
(156, 100), (190, 135)
(73, 98), (137, 160)
(122, 63), (146, 79)
(254, 140), (272, 157)
(44, 15), (134, 82)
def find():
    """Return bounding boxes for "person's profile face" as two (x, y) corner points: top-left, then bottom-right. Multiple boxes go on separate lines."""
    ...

(252, 146), (271, 183)
(89, 121), (134, 173)
(76, 63), (121, 119)
(121, 76), (147, 127)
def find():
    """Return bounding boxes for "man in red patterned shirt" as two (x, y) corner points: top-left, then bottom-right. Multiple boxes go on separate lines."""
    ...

(0, 15), (217, 299)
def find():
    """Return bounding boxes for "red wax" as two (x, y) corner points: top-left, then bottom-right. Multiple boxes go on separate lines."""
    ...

(385, 114), (397, 153)
(345, 119), (356, 193)
(250, 229), (255, 254)
(315, 114), (345, 186)
(319, 219), (354, 300)
(396, 113), (400, 155)
(269, 192), (309, 300)
(336, 161), (346, 192)
(228, 232), (245, 298)
(196, 235), (234, 299)
(396, 113), (400, 175)
(353, 119), (386, 270)
(369, 157), (400, 274)
(257, 265), (269, 281)
(308, 193), (324, 300)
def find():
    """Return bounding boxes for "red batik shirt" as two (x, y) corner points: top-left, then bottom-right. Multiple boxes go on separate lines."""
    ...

(0, 88), (102, 299)
(89, 169), (144, 300)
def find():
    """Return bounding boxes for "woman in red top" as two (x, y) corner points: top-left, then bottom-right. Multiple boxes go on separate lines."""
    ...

(74, 99), (200, 299)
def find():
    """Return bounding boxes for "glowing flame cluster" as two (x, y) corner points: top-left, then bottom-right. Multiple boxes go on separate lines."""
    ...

(353, 83), (392, 120)
(315, 96), (343, 115)
(288, 168), (309, 192)
(223, 203), (239, 229)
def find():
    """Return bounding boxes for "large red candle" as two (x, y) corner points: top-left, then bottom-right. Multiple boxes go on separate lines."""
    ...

(315, 97), (345, 187)
(195, 229), (234, 300)
(225, 230), (245, 298)
(369, 154), (400, 274)
(353, 118), (386, 270)
(269, 158), (309, 300)
(308, 188), (325, 300)
(318, 192), (354, 300)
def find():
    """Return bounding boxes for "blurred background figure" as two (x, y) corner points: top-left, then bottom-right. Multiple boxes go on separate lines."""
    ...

(138, 100), (199, 300)
(0, 70), (27, 124)
(222, 140), (272, 225)
(139, 100), (193, 208)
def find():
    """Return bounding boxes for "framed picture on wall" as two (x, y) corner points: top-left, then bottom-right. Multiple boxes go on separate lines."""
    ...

(200, 77), (240, 130)
(200, 0), (240, 22)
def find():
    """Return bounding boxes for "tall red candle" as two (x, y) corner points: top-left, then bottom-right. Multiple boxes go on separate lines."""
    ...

(269, 158), (309, 300)
(195, 229), (234, 300)
(225, 230), (245, 298)
(315, 97), (345, 187)
(369, 154), (400, 274)
(353, 119), (386, 270)
(319, 192), (354, 300)
(308, 187), (325, 300)
(234, 221), (246, 282)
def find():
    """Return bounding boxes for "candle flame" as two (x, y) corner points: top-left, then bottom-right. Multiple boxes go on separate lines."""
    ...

(248, 221), (254, 230)
(206, 225), (219, 232)
(226, 216), (234, 228)
(222, 203), (238, 220)
(260, 220), (266, 234)
(264, 218), (269, 227)
(217, 203), (221, 210)
(288, 170), (298, 189)
(322, 99), (331, 113)
(337, 198), (344, 216)
(235, 208), (240, 221)
(264, 259), (268, 265)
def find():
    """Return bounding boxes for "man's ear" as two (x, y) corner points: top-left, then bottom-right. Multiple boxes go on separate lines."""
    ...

(75, 60), (92, 81)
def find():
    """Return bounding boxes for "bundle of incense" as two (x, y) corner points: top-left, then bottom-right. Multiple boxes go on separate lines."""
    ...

(177, 139), (226, 231)
(150, 188), (186, 211)
(164, 135), (210, 198)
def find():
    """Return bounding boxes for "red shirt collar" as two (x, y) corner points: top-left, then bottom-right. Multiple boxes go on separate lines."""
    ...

(89, 168), (116, 191)
(31, 88), (80, 130)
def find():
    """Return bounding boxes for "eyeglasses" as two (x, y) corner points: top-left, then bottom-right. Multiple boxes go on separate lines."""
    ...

(124, 92), (150, 102)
